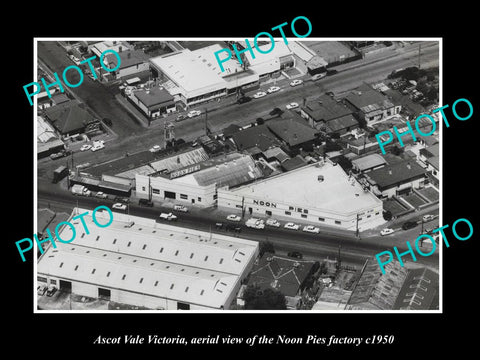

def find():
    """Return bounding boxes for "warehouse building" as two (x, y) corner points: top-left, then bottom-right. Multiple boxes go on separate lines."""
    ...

(37, 208), (259, 311)
(218, 160), (384, 231)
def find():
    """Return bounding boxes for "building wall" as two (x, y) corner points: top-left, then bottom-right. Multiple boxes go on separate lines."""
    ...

(217, 189), (383, 230)
(136, 174), (217, 207)
(116, 63), (150, 79)
(374, 177), (426, 198)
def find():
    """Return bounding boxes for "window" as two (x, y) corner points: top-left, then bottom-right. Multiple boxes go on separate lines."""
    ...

(301, 214), (307, 218)
(160, 247), (164, 253)
(81, 233), (85, 238)
(175, 250), (179, 256)
(190, 253), (194, 259)
(96, 235), (100, 241)
(200, 290), (205, 295)
(154, 281), (159, 287)
(142, 186), (146, 191)
(121, 274), (126, 280)
(335, 220), (341, 225)
(266, 210), (272, 216)
(177, 302), (190, 310)
(285, 211), (291, 215)
(74, 265), (79, 271)
(289, 206), (294, 210)
(180, 194), (188, 200)
(91, 269), (96, 274)
(59, 262), (64, 268)
(185, 287), (189, 292)
(236, 204), (243, 208)
(204, 255), (208, 261)
(219, 258), (224, 264)
(152, 188), (160, 194)
(139, 278), (143, 284)
(50, 279), (57, 285)
(113, 239), (117, 244)
(98, 288), (111, 300)
(142, 244), (147, 250)
(127, 241), (131, 247)
(107, 271), (111, 277)
(170, 283), (175, 290)
(213, 194), (218, 200)
(198, 197), (202, 202)
(318, 217), (325, 222)
(297, 208), (302, 212)
(303, 209), (308, 214)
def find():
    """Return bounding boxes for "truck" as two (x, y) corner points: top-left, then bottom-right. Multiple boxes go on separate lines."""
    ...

(52, 165), (69, 184)
(159, 212), (177, 221)
(71, 184), (91, 196)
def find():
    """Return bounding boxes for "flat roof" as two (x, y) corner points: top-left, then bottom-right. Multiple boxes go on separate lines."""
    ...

(351, 153), (387, 171)
(38, 208), (258, 309)
(230, 124), (280, 151)
(133, 86), (175, 108)
(230, 162), (382, 216)
(303, 95), (353, 121)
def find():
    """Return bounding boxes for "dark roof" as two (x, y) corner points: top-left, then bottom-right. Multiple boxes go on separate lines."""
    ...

(419, 143), (439, 158)
(247, 253), (316, 297)
(302, 94), (353, 121)
(281, 155), (307, 171)
(393, 268), (438, 310)
(365, 160), (427, 189)
(230, 124), (280, 151)
(105, 49), (149, 70)
(222, 124), (242, 137)
(325, 114), (359, 133)
(133, 86), (175, 108)
(345, 83), (394, 112)
(267, 118), (317, 146)
(45, 100), (95, 134)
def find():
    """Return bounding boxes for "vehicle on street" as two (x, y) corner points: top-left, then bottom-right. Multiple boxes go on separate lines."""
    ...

(380, 228), (395, 236)
(149, 145), (161, 153)
(91, 140), (105, 152)
(423, 214), (435, 222)
(303, 225), (320, 234)
(95, 191), (108, 199)
(159, 212), (177, 221)
(245, 218), (265, 229)
(289, 79), (303, 87)
(112, 203), (127, 211)
(326, 69), (338, 76)
(287, 251), (303, 259)
(173, 204), (188, 212)
(269, 107), (284, 116)
(114, 196), (130, 203)
(227, 214), (241, 222)
(46, 286), (57, 297)
(237, 96), (251, 104)
(80, 144), (92, 151)
(50, 151), (67, 160)
(215, 222), (223, 229)
(253, 91), (267, 99)
(267, 86), (280, 94)
(402, 221), (418, 230)
(311, 73), (326, 81)
(266, 219), (281, 227)
(226, 224), (242, 232)
(139, 198), (153, 207)
(176, 114), (188, 122)
(37, 284), (48, 296)
(187, 110), (201, 118)
(71, 184), (91, 196)
(286, 102), (299, 110)
(284, 222), (300, 230)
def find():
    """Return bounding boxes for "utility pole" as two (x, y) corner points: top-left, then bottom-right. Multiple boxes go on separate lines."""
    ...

(418, 43), (421, 69)
(205, 108), (210, 136)
(356, 213), (360, 238)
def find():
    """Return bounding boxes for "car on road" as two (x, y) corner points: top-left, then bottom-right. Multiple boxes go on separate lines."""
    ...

(289, 79), (303, 87)
(226, 223), (242, 232)
(159, 212), (177, 221)
(187, 110), (202, 118)
(149, 145), (161, 153)
(226, 214), (241, 222)
(95, 191), (108, 199)
(286, 102), (299, 110)
(215, 222), (224, 229)
(311, 73), (326, 81)
(91, 140), (105, 152)
(402, 221), (418, 230)
(269, 107), (284, 116)
(80, 144), (92, 151)
(139, 198), (153, 207)
(253, 91), (267, 99)
(37, 284), (48, 296)
(326, 69), (338, 76)
(267, 86), (281, 94)
(245, 218), (265, 229)
(46, 286), (57, 297)
(380, 228), (395, 236)
(173, 204), (188, 212)
(176, 114), (188, 122)
(266, 219), (281, 227)
(423, 214), (435, 222)
(284, 222), (300, 230)
(303, 225), (320, 234)
(287, 251), (303, 259)
(237, 96), (251, 104)
(114, 196), (130, 204)
(112, 203), (127, 211)
(50, 151), (67, 160)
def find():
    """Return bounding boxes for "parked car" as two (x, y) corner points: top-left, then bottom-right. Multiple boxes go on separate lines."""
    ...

(287, 251), (303, 259)
(237, 96), (251, 104)
(267, 86), (280, 94)
(173, 204), (188, 212)
(303, 225), (320, 234)
(289, 79), (303, 87)
(176, 114), (188, 122)
(311, 73), (326, 81)
(245, 218), (265, 229)
(159, 212), (177, 221)
(91, 140), (105, 152)
(80, 144), (92, 151)
(266, 219), (281, 227)
(46, 286), (57, 297)
(112, 203), (127, 211)
(253, 91), (267, 99)
(50, 151), (66, 160)
(149, 145), (161, 153)
(269, 107), (284, 116)
(326, 69), (338, 76)
(95, 191), (108, 199)
(139, 198), (153, 207)
(226, 223), (242, 232)
(402, 221), (418, 230)
(284, 222), (300, 230)
(380, 228), (394, 236)
(187, 110), (201, 118)
(423, 214), (435, 222)
(226, 214), (241, 222)
(37, 284), (48, 296)
(215, 222), (224, 229)
(286, 102), (299, 110)
(114, 196), (130, 203)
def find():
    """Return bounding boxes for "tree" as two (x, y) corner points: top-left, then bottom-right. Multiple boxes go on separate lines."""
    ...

(243, 285), (287, 310)
(391, 145), (404, 156)
(383, 210), (393, 221)
(256, 117), (265, 125)
(259, 241), (275, 257)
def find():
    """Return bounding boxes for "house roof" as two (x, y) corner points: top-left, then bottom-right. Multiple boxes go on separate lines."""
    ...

(325, 114), (358, 133)
(281, 155), (307, 171)
(133, 86), (175, 108)
(44, 100), (95, 134)
(365, 160), (427, 189)
(105, 49), (149, 70)
(230, 124), (280, 151)
(267, 118), (317, 146)
(303, 94), (353, 121)
(345, 83), (394, 113)
(351, 153), (387, 171)
(247, 253), (316, 297)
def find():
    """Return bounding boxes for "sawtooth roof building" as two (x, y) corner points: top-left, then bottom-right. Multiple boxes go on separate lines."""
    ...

(37, 208), (259, 311)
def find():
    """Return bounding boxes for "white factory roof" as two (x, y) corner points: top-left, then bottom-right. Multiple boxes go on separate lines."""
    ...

(37, 208), (258, 309)
(230, 162), (382, 216)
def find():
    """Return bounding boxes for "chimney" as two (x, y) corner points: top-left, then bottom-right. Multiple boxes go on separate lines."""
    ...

(119, 45), (123, 52)
(406, 162), (411, 169)
(388, 169), (392, 175)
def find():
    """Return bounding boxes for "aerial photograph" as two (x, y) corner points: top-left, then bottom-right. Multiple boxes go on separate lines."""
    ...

(33, 38), (440, 312)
